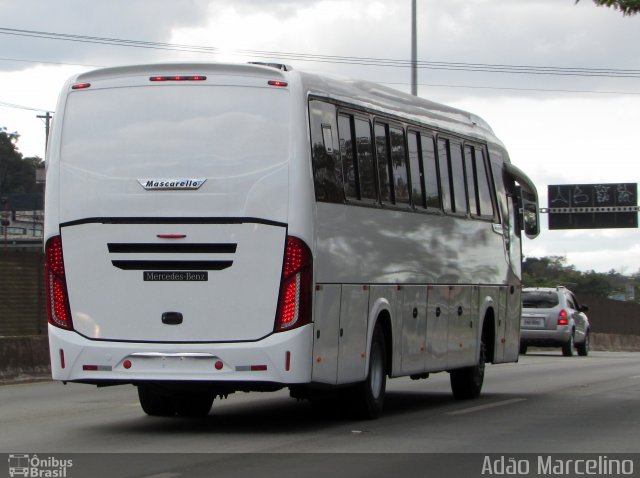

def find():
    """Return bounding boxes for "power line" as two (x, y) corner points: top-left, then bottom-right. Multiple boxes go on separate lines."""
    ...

(0, 100), (52, 113)
(1, 26), (640, 79)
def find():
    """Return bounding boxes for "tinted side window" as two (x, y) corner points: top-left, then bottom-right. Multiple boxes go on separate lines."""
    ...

(450, 141), (467, 214)
(476, 148), (495, 218)
(390, 127), (410, 205)
(464, 145), (478, 216)
(354, 117), (376, 201)
(309, 100), (343, 203)
(374, 123), (392, 203)
(407, 131), (425, 208)
(338, 114), (358, 199)
(421, 133), (440, 210)
(437, 138), (452, 213)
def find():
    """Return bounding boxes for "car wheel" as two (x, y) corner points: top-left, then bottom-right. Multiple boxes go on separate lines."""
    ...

(137, 385), (176, 416)
(450, 337), (486, 399)
(577, 332), (590, 357)
(562, 332), (575, 357)
(350, 323), (387, 419)
(519, 344), (528, 355)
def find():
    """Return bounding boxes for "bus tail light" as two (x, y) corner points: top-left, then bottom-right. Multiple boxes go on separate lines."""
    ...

(557, 309), (569, 326)
(45, 236), (73, 331)
(274, 236), (312, 332)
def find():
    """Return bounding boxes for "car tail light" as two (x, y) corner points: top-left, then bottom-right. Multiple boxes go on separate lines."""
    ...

(557, 309), (568, 326)
(274, 236), (312, 332)
(45, 236), (73, 330)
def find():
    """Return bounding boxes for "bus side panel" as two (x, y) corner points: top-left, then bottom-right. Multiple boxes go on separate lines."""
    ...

(447, 285), (477, 369)
(336, 285), (369, 384)
(399, 285), (427, 375)
(425, 286), (449, 372)
(311, 284), (341, 385)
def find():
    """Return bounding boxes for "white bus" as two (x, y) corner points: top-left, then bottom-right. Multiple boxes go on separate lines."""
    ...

(44, 62), (539, 419)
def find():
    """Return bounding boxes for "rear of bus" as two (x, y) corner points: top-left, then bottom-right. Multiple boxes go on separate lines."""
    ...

(44, 63), (314, 412)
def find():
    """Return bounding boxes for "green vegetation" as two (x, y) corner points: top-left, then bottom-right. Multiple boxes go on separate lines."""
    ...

(523, 255), (639, 302)
(0, 127), (43, 195)
(577, 0), (640, 15)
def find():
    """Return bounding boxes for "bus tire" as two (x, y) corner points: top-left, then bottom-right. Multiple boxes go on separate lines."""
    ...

(137, 385), (176, 417)
(450, 339), (486, 400)
(351, 323), (387, 419)
(174, 393), (214, 417)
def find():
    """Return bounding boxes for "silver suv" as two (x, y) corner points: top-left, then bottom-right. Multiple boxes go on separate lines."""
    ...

(520, 287), (590, 356)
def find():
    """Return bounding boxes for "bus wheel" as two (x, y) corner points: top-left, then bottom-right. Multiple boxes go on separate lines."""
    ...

(351, 323), (387, 419)
(450, 339), (486, 400)
(137, 385), (176, 416)
(174, 393), (214, 417)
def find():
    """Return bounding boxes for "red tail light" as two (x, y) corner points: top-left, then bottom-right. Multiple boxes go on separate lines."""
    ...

(45, 236), (73, 330)
(274, 236), (312, 332)
(557, 309), (568, 326)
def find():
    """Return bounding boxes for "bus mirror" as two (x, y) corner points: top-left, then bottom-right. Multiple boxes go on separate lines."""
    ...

(523, 201), (539, 239)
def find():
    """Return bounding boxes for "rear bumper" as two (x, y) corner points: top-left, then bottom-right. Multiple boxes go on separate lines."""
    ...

(48, 324), (313, 385)
(520, 327), (572, 346)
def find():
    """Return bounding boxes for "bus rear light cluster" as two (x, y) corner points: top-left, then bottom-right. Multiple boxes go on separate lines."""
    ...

(274, 236), (312, 332)
(45, 236), (74, 331)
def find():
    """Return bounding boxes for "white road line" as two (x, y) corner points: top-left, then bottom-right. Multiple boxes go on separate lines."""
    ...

(446, 398), (527, 416)
(141, 474), (182, 478)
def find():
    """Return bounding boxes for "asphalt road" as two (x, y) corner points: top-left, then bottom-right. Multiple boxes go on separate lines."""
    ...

(1, 351), (639, 477)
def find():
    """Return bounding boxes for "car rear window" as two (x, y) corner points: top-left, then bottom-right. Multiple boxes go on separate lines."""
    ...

(522, 291), (559, 308)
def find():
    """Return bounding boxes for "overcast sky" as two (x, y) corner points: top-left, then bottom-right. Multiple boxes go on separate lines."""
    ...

(1, 0), (639, 274)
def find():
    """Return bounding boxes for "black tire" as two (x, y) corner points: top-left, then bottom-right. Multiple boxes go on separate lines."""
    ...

(351, 323), (387, 419)
(577, 332), (590, 357)
(137, 385), (176, 416)
(562, 332), (575, 357)
(174, 393), (214, 417)
(450, 339), (486, 400)
(519, 344), (528, 355)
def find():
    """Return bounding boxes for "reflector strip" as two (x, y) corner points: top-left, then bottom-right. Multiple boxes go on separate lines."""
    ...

(235, 365), (268, 372)
(82, 365), (112, 371)
(59, 349), (65, 369)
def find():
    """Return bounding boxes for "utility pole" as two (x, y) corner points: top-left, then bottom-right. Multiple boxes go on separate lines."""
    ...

(37, 111), (53, 154)
(411, 0), (418, 96)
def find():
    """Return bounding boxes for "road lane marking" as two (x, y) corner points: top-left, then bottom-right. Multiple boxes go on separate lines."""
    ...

(141, 474), (182, 478)
(446, 398), (527, 416)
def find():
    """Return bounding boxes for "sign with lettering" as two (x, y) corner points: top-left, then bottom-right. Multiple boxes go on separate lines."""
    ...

(547, 183), (638, 229)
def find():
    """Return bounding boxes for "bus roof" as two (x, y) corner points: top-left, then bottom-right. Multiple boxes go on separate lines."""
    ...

(66, 61), (502, 148)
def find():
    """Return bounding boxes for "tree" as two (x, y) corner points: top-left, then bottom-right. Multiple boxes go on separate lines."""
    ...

(576, 0), (640, 15)
(0, 127), (43, 195)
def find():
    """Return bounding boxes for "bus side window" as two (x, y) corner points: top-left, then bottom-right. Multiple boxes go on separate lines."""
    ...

(437, 138), (453, 213)
(354, 117), (376, 201)
(338, 114), (359, 200)
(374, 123), (393, 204)
(449, 140), (467, 215)
(389, 126), (410, 205)
(476, 148), (495, 219)
(421, 133), (441, 210)
(407, 131), (425, 208)
(464, 145), (479, 216)
(309, 100), (343, 203)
